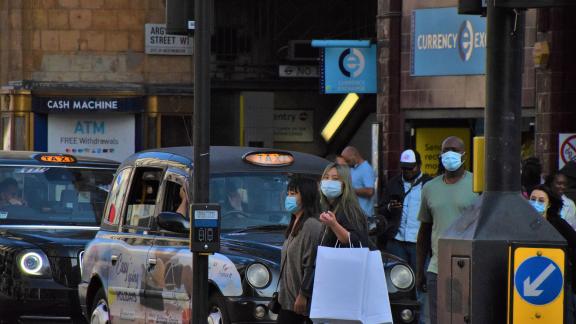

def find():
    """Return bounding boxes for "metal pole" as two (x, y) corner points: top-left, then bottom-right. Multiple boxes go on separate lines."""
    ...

(484, 3), (524, 192)
(192, 0), (211, 322)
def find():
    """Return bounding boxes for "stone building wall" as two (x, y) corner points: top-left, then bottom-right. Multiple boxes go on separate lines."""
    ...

(0, 0), (192, 86)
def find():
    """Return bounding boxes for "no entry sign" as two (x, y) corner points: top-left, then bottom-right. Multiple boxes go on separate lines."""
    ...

(559, 133), (576, 169)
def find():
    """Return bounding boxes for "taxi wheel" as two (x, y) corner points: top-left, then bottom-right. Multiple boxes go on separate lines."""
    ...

(90, 288), (111, 324)
(208, 292), (229, 324)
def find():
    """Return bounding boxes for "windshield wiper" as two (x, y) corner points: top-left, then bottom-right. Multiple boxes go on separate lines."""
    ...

(233, 224), (288, 233)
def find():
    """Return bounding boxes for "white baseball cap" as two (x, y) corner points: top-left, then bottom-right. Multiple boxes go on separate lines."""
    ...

(400, 149), (417, 168)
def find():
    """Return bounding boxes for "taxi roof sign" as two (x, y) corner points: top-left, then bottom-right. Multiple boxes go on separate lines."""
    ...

(243, 151), (294, 167)
(34, 154), (77, 164)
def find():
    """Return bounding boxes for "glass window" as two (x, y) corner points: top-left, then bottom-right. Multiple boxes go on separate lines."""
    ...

(162, 181), (186, 215)
(209, 173), (319, 232)
(103, 168), (133, 226)
(161, 115), (192, 147)
(123, 168), (163, 231)
(0, 166), (115, 225)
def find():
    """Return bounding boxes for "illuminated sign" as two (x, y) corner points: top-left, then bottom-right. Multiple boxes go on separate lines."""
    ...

(243, 152), (295, 167)
(35, 154), (77, 163)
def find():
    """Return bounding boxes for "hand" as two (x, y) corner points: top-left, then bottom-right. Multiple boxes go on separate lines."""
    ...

(416, 271), (427, 292)
(293, 294), (307, 315)
(319, 211), (338, 228)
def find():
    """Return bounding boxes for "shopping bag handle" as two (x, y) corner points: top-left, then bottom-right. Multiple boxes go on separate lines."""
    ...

(334, 232), (362, 248)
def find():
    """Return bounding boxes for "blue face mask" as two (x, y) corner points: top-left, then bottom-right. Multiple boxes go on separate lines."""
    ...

(529, 200), (547, 215)
(321, 180), (342, 199)
(284, 196), (300, 214)
(441, 151), (464, 172)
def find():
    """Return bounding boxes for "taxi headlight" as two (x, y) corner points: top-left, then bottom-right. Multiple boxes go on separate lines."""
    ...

(390, 264), (414, 290)
(246, 263), (271, 289)
(18, 251), (51, 277)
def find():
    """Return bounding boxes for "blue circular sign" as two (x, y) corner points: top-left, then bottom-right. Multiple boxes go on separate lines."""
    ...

(514, 256), (563, 305)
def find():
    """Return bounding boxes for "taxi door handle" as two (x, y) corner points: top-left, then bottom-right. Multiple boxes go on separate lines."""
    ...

(111, 254), (118, 265)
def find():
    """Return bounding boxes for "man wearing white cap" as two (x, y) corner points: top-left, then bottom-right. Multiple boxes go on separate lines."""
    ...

(380, 149), (430, 273)
(379, 149), (431, 324)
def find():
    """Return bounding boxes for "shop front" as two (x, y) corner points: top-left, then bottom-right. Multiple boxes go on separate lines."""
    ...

(0, 84), (193, 161)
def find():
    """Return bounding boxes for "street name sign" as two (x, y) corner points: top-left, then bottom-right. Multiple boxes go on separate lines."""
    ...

(508, 245), (565, 324)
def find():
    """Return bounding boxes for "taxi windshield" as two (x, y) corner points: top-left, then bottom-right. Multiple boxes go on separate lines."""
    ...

(210, 173), (318, 232)
(0, 166), (115, 226)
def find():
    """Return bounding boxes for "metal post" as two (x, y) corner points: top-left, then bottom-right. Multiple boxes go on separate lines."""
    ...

(192, 0), (211, 323)
(484, 4), (524, 193)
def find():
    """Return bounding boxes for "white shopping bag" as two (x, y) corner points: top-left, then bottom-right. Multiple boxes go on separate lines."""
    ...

(310, 246), (370, 323)
(362, 251), (393, 324)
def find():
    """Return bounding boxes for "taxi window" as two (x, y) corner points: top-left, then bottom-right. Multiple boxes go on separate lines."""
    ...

(0, 166), (114, 225)
(102, 168), (132, 227)
(122, 167), (163, 231)
(210, 173), (318, 231)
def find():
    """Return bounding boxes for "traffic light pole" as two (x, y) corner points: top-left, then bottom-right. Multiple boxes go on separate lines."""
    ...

(192, 0), (211, 323)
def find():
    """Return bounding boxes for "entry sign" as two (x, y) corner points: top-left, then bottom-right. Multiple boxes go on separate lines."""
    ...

(509, 246), (565, 324)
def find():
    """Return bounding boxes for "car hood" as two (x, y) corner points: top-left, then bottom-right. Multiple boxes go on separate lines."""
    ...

(0, 225), (99, 257)
(220, 230), (284, 267)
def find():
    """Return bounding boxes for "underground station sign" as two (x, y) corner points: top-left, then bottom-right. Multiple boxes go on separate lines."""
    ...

(508, 245), (565, 324)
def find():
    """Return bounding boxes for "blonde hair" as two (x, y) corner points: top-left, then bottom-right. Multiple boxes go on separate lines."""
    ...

(320, 162), (368, 233)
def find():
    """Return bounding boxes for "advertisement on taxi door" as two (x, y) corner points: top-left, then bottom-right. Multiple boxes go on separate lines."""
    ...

(47, 114), (135, 162)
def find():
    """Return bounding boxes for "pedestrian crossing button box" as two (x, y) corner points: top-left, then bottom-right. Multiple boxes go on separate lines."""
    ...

(191, 203), (221, 253)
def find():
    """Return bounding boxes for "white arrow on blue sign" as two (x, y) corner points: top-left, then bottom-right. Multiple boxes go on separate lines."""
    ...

(514, 256), (563, 305)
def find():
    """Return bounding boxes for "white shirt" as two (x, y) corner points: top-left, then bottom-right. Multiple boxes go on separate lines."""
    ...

(561, 195), (576, 230)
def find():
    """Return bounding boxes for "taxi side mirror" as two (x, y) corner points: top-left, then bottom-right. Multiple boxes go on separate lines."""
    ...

(158, 212), (190, 234)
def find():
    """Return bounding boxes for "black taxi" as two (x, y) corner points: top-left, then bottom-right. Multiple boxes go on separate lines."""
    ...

(79, 146), (419, 324)
(0, 151), (118, 323)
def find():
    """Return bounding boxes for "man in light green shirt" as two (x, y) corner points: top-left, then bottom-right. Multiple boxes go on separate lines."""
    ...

(416, 136), (478, 324)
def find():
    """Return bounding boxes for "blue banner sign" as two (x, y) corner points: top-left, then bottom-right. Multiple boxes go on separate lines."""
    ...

(323, 45), (377, 94)
(32, 96), (146, 113)
(411, 7), (486, 76)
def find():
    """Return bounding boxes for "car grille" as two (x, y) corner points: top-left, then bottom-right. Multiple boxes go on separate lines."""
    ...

(49, 255), (81, 288)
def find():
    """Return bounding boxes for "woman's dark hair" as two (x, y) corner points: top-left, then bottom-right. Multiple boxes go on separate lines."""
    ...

(531, 184), (563, 219)
(285, 177), (320, 238)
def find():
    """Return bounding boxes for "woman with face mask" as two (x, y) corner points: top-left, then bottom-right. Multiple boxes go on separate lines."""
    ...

(317, 162), (373, 248)
(529, 184), (576, 320)
(276, 177), (323, 324)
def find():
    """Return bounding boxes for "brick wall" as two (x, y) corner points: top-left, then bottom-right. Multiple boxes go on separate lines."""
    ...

(535, 8), (576, 174)
(0, 0), (192, 86)
(399, 0), (535, 110)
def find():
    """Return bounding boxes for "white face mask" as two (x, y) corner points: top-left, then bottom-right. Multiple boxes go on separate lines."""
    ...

(441, 151), (464, 171)
(321, 180), (342, 199)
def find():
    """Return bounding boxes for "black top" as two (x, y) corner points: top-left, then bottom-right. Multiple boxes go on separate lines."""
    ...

(319, 209), (375, 250)
(548, 216), (576, 293)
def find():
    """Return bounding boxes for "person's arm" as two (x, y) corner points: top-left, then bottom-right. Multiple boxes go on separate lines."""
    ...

(320, 211), (351, 244)
(296, 221), (323, 314)
(355, 187), (374, 198)
(416, 222), (432, 291)
(416, 186), (432, 291)
(176, 187), (188, 216)
(355, 166), (376, 198)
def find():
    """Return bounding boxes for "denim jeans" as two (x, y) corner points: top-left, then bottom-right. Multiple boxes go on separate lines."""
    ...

(426, 272), (438, 324)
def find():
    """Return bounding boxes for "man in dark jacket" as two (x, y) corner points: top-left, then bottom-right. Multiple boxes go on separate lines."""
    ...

(561, 161), (576, 203)
(378, 149), (431, 271)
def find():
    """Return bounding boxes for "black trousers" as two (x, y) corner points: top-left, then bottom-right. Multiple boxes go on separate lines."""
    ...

(277, 309), (312, 324)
